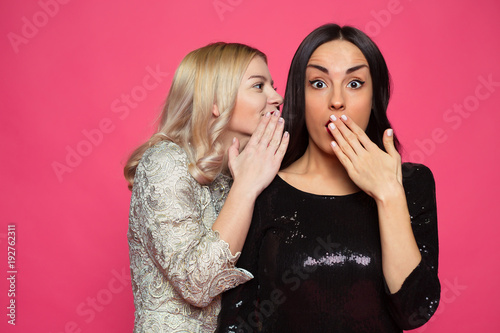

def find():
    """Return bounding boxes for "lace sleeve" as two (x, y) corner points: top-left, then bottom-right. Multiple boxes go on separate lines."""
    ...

(129, 142), (252, 308)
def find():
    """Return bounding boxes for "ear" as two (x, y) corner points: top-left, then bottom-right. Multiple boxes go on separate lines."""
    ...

(212, 104), (220, 118)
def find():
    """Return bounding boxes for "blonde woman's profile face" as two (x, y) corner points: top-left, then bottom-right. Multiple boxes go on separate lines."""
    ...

(225, 56), (283, 148)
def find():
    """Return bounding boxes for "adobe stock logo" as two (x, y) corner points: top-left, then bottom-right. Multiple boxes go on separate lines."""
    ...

(49, 267), (131, 333)
(235, 235), (341, 332)
(412, 277), (467, 332)
(364, 0), (414, 37)
(408, 74), (499, 163)
(51, 65), (169, 182)
(213, 0), (243, 22)
(7, 0), (72, 54)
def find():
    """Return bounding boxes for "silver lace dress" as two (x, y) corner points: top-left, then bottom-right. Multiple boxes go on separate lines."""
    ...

(128, 141), (252, 332)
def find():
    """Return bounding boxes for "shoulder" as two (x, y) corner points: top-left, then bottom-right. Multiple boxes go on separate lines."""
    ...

(142, 140), (187, 165)
(131, 141), (203, 211)
(138, 141), (188, 174)
(134, 141), (193, 188)
(402, 163), (435, 187)
(255, 175), (289, 209)
(261, 175), (286, 195)
(402, 163), (436, 205)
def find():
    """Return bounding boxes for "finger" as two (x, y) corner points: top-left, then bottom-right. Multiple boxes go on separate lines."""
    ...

(246, 112), (272, 147)
(274, 131), (290, 160)
(338, 114), (375, 152)
(383, 129), (398, 158)
(227, 137), (240, 163)
(330, 140), (353, 170)
(328, 122), (357, 161)
(268, 116), (285, 150)
(259, 110), (281, 146)
(383, 128), (403, 182)
(227, 137), (240, 177)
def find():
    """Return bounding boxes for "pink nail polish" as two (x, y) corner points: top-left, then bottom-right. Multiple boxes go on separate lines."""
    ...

(329, 123), (336, 130)
(330, 115), (337, 121)
(341, 115), (347, 121)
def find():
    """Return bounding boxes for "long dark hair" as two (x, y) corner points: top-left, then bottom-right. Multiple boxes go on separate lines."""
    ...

(281, 23), (400, 169)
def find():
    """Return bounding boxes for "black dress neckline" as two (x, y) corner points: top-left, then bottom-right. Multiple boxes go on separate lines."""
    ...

(275, 174), (366, 199)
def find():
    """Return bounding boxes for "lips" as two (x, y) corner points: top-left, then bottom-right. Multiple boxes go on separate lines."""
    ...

(260, 108), (280, 117)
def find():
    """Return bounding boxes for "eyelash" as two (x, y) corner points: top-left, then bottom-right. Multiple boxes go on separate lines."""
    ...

(308, 79), (366, 89)
(253, 83), (278, 92)
(348, 80), (365, 89)
(309, 80), (326, 89)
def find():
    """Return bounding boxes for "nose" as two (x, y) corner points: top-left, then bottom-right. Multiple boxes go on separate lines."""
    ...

(329, 87), (345, 111)
(269, 89), (284, 107)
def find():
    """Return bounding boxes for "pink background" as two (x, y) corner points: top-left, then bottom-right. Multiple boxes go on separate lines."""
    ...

(1, 0), (499, 332)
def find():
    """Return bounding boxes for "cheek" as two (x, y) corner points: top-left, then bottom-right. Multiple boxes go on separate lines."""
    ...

(349, 97), (372, 130)
(350, 112), (371, 132)
(304, 95), (323, 121)
(304, 108), (325, 139)
(240, 104), (264, 134)
(245, 95), (267, 115)
(304, 102), (315, 126)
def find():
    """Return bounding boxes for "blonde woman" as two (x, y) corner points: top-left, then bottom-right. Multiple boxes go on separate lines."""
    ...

(124, 43), (288, 332)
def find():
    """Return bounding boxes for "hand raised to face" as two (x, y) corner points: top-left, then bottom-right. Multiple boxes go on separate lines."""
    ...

(228, 110), (289, 199)
(328, 114), (402, 201)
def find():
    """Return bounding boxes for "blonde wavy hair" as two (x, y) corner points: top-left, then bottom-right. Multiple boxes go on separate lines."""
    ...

(124, 42), (266, 190)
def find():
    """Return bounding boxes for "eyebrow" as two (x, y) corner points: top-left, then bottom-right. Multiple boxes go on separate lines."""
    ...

(307, 64), (369, 75)
(307, 64), (328, 74)
(248, 75), (274, 86)
(346, 64), (368, 74)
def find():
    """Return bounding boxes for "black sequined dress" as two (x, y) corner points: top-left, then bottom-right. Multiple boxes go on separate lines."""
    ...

(217, 163), (440, 333)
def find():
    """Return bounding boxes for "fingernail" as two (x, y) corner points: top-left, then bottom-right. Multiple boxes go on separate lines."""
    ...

(265, 112), (270, 117)
(233, 137), (236, 143)
(284, 131), (289, 138)
(341, 115), (347, 121)
(274, 110), (280, 117)
(387, 129), (393, 137)
(330, 115), (337, 122)
(329, 123), (336, 130)
(331, 141), (337, 148)
(278, 117), (284, 123)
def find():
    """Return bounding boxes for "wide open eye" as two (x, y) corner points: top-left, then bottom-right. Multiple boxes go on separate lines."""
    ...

(348, 80), (365, 89)
(309, 80), (327, 89)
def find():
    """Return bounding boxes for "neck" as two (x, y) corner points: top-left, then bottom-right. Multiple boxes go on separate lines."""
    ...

(280, 141), (360, 195)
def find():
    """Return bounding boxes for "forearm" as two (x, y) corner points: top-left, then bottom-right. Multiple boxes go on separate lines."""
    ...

(376, 184), (421, 293)
(212, 181), (259, 255)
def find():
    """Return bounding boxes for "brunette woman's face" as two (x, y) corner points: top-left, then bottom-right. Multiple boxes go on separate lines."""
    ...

(304, 40), (373, 155)
(225, 56), (283, 148)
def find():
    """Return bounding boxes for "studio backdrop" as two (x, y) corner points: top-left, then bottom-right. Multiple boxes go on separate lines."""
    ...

(1, 0), (499, 332)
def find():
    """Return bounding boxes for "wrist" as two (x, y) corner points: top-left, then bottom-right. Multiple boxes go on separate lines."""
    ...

(228, 180), (260, 201)
(373, 181), (405, 205)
